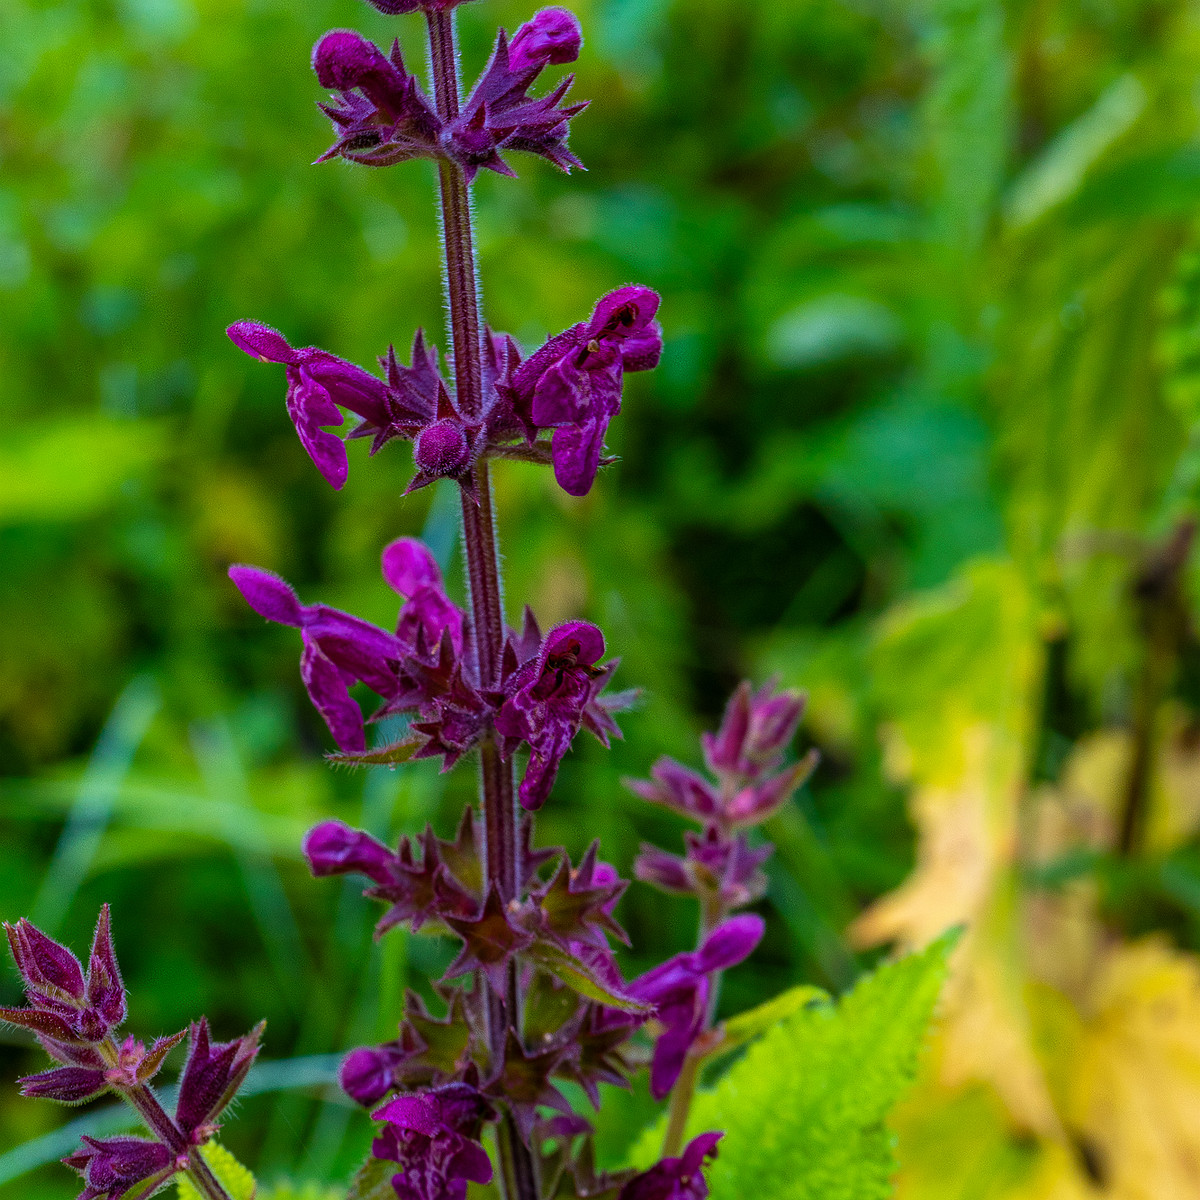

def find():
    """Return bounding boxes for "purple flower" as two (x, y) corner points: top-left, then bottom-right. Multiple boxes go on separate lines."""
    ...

(619, 1132), (723, 1200)
(448, 10), (587, 181)
(1, 906), (126, 1048)
(702, 679), (806, 782)
(312, 31), (441, 168)
(227, 321), (391, 490)
(635, 830), (771, 910)
(504, 286), (663, 495)
(372, 1083), (496, 1200)
(63, 1135), (177, 1200)
(175, 1018), (263, 1142)
(629, 915), (764, 1099)
(495, 620), (616, 809)
(382, 538), (466, 656)
(229, 564), (405, 753)
(625, 680), (816, 834)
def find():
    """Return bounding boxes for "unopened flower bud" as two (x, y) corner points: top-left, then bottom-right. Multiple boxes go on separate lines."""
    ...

(414, 420), (471, 478)
(509, 8), (583, 74)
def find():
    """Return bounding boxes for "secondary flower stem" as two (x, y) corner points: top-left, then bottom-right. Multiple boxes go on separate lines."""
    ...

(661, 1052), (699, 1159)
(425, 11), (536, 1200)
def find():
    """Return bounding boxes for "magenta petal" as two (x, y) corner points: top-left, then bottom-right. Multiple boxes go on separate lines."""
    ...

(286, 376), (348, 490)
(544, 620), (605, 665)
(373, 1093), (441, 1136)
(588, 285), (661, 338)
(696, 914), (764, 973)
(300, 641), (365, 752)
(550, 418), (608, 496)
(227, 320), (296, 363)
(228, 566), (305, 626)
(450, 1139), (494, 1184)
(531, 357), (589, 427)
(381, 538), (443, 597)
(303, 821), (396, 885)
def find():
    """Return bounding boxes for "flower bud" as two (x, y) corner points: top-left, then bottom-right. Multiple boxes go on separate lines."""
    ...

(509, 8), (583, 74)
(413, 420), (471, 478)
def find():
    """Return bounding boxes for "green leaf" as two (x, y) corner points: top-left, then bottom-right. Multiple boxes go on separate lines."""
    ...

(525, 941), (653, 1013)
(716, 984), (830, 1055)
(326, 739), (422, 767)
(632, 931), (957, 1200)
(175, 1143), (256, 1200)
(347, 1157), (395, 1200)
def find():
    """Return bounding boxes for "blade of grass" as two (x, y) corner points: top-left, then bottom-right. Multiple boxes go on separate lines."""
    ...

(30, 675), (160, 932)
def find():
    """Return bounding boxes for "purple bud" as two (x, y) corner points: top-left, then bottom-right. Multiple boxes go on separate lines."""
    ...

(413, 420), (471, 478)
(508, 8), (582, 73)
(381, 537), (443, 598)
(85, 905), (126, 1030)
(175, 1018), (263, 1140)
(304, 821), (397, 887)
(340, 1045), (400, 1106)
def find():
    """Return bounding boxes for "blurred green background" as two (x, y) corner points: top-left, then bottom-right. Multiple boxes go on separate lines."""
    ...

(6, 0), (1200, 1193)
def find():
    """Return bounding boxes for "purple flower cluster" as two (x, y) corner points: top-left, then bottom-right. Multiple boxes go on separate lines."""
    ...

(229, 278), (661, 501)
(2, 908), (261, 1200)
(313, 9), (584, 177)
(629, 681), (816, 918)
(230, 537), (630, 807)
(0, 0), (817, 1194)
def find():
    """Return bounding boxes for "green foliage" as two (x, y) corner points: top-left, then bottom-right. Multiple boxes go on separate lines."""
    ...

(632, 933), (956, 1200)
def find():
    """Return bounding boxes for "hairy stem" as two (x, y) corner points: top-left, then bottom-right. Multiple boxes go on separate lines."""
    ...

(424, 11), (536, 1199)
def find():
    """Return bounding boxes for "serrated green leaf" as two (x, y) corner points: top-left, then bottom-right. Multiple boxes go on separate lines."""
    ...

(716, 984), (830, 1055)
(631, 931), (957, 1200)
(525, 941), (653, 1013)
(175, 1143), (257, 1200)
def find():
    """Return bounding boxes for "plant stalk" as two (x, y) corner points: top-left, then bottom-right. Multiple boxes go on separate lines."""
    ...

(424, 11), (537, 1199)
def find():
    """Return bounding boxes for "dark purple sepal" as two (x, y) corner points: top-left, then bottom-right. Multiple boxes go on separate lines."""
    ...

(85, 906), (126, 1031)
(174, 1018), (264, 1142)
(5, 918), (86, 1003)
(448, 18), (587, 181)
(618, 1132), (723, 1200)
(483, 1028), (575, 1143)
(443, 886), (535, 991)
(19, 1066), (108, 1105)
